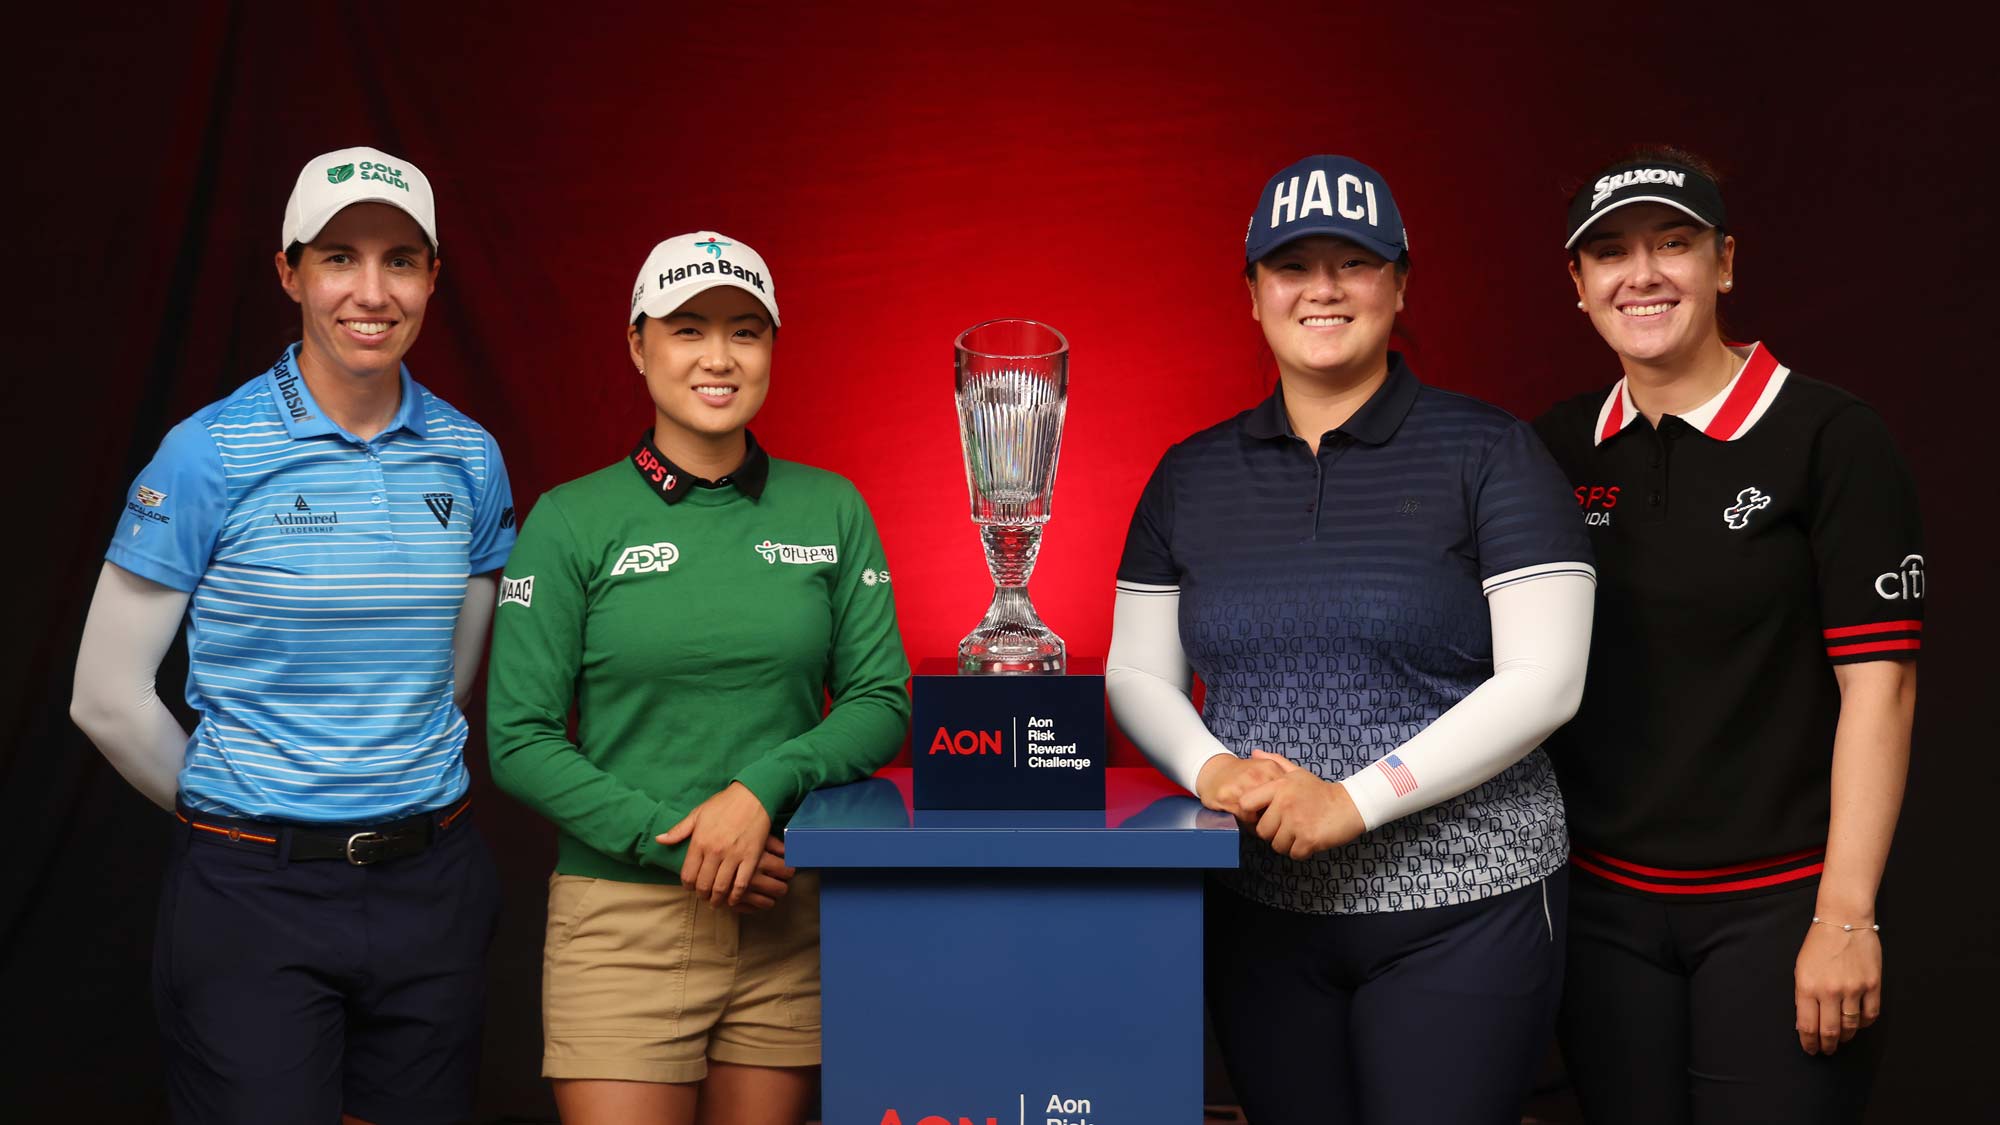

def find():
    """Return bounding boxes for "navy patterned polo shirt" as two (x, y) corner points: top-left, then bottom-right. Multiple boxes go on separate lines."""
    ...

(1117, 355), (1591, 914)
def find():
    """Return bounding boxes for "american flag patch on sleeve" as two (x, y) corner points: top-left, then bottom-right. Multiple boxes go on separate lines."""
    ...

(1375, 753), (1417, 797)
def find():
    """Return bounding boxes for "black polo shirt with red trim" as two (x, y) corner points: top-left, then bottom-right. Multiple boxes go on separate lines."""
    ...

(1534, 342), (1924, 898)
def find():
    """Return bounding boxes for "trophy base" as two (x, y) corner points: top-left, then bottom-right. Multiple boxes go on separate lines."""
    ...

(957, 624), (1065, 676)
(957, 646), (1065, 676)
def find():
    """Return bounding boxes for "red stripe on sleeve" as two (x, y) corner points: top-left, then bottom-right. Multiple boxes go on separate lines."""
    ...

(1825, 638), (1922, 658)
(1822, 620), (1923, 640)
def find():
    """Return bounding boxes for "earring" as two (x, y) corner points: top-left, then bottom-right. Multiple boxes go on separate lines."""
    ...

(1577, 300), (1586, 310)
(1722, 280), (1733, 291)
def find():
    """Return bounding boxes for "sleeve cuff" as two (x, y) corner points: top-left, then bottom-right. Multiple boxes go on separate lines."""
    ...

(733, 758), (799, 821)
(105, 548), (200, 593)
(638, 802), (690, 873)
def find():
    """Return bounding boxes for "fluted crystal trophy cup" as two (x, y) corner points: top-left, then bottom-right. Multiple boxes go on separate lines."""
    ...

(954, 319), (1068, 674)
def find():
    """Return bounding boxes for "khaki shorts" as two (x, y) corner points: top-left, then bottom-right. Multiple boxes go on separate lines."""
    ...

(541, 870), (821, 1083)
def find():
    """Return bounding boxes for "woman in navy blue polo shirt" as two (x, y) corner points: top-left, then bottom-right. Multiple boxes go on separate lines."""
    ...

(1535, 148), (1921, 1124)
(1107, 155), (1597, 1124)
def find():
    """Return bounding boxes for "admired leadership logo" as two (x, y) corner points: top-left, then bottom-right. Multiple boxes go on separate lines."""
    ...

(1722, 487), (1770, 530)
(754, 540), (837, 565)
(326, 163), (356, 184)
(275, 494), (339, 533)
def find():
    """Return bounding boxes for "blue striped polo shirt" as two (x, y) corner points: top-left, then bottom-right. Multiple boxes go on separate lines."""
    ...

(107, 345), (516, 823)
(1117, 355), (1590, 914)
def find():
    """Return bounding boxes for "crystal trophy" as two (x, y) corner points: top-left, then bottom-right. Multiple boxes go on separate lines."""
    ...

(954, 318), (1068, 674)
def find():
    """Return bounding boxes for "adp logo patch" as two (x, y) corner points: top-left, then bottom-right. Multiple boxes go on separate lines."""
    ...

(611, 542), (680, 576)
(326, 162), (355, 184)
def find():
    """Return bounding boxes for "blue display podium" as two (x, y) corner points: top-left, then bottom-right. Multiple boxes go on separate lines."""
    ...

(786, 767), (1237, 1125)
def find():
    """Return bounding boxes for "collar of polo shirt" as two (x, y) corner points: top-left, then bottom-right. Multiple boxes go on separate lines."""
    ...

(1245, 352), (1421, 445)
(267, 343), (429, 442)
(1593, 342), (1790, 446)
(628, 429), (771, 505)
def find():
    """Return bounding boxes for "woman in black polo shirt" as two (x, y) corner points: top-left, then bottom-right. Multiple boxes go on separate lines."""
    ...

(1535, 148), (1921, 1124)
(1107, 155), (1596, 1124)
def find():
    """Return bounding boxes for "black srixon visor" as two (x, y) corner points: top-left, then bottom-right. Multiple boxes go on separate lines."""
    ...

(1565, 160), (1727, 249)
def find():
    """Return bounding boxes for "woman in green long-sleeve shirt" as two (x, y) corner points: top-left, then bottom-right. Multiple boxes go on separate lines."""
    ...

(487, 231), (910, 1125)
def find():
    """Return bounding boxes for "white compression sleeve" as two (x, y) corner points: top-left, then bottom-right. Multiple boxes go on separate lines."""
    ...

(70, 562), (192, 810)
(1106, 582), (1236, 794)
(1338, 567), (1596, 830)
(453, 574), (498, 710)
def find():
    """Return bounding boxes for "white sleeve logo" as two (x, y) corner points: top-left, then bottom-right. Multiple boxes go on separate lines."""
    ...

(611, 542), (680, 576)
(498, 575), (534, 608)
(1874, 554), (1924, 600)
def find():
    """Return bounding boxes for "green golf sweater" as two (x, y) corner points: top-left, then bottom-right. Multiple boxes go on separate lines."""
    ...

(487, 451), (911, 884)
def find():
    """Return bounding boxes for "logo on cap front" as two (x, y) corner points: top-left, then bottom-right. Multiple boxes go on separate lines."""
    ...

(1269, 169), (1381, 230)
(1591, 167), (1687, 209)
(327, 163), (355, 184)
(695, 238), (731, 259)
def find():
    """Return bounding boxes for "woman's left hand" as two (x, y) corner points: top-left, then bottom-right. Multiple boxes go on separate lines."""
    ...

(658, 782), (774, 907)
(1237, 752), (1367, 860)
(1793, 922), (1882, 1055)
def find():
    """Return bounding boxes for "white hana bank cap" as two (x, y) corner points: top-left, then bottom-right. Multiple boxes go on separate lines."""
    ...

(281, 146), (439, 252)
(629, 232), (780, 328)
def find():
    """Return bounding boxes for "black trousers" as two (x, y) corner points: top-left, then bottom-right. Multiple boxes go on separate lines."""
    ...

(1559, 871), (1883, 1125)
(1206, 871), (1566, 1125)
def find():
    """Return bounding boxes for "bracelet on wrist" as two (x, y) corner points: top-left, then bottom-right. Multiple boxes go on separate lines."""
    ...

(1811, 915), (1880, 934)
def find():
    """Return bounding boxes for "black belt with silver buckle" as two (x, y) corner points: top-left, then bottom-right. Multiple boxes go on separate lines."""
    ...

(175, 797), (473, 865)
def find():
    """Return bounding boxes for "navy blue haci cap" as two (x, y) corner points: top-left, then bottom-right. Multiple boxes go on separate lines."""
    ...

(1245, 155), (1408, 265)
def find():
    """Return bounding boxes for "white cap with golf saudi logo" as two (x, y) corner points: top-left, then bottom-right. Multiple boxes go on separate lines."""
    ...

(281, 146), (439, 252)
(630, 232), (781, 328)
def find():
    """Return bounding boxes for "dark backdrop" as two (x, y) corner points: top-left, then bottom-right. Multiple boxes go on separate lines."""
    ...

(5, 2), (1993, 1119)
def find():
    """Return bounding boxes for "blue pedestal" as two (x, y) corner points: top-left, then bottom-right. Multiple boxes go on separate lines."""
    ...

(786, 768), (1237, 1125)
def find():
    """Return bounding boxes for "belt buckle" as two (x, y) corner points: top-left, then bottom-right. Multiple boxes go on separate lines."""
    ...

(345, 831), (390, 865)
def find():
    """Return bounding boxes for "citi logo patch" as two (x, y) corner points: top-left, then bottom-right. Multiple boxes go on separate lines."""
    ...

(498, 575), (534, 608)
(612, 542), (680, 576)
(1874, 554), (1924, 600)
(1723, 487), (1770, 530)
(135, 486), (167, 507)
(424, 492), (455, 528)
(755, 540), (837, 565)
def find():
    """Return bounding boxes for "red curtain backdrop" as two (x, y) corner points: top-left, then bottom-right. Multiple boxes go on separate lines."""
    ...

(7, 3), (1993, 1120)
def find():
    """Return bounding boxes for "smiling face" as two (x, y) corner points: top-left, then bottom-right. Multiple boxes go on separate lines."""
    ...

(275, 202), (437, 383)
(1570, 202), (1736, 368)
(626, 285), (774, 450)
(1247, 236), (1406, 386)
